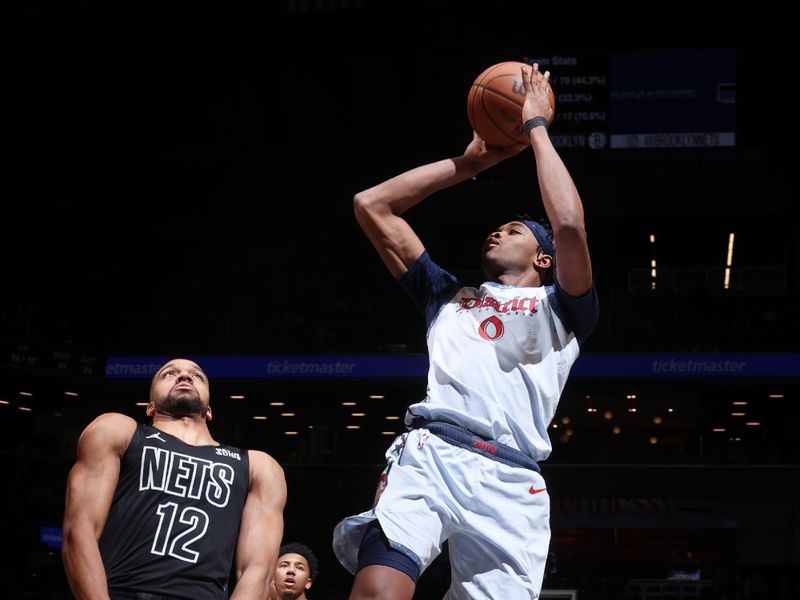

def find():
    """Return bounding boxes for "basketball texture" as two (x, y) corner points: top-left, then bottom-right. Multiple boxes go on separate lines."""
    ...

(467, 61), (555, 148)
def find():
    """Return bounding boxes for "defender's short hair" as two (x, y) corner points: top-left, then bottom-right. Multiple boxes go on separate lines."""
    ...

(279, 542), (319, 581)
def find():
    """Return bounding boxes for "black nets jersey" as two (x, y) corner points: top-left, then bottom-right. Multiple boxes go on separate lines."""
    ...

(99, 423), (250, 599)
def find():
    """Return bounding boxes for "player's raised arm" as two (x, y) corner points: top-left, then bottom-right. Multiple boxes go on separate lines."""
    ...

(62, 413), (137, 600)
(354, 135), (525, 277)
(521, 63), (593, 297)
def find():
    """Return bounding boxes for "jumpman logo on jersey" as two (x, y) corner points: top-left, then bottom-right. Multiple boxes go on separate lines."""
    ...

(147, 432), (166, 443)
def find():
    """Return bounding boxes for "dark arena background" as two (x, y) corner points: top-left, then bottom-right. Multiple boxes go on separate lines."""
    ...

(2, 2), (798, 599)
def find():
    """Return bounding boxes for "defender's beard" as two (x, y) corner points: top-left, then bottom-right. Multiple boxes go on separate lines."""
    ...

(162, 389), (206, 416)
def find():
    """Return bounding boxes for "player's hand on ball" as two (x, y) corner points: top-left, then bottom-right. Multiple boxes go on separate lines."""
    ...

(464, 131), (526, 163)
(521, 63), (554, 125)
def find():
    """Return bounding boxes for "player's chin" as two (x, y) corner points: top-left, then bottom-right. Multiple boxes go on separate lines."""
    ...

(480, 254), (502, 278)
(168, 390), (200, 404)
(163, 395), (206, 416)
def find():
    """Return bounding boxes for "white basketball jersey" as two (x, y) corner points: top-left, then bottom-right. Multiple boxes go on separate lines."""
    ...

(399, 252), (598, 462)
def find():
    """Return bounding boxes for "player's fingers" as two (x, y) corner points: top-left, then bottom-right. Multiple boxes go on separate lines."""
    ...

(520, 65), (531, 92)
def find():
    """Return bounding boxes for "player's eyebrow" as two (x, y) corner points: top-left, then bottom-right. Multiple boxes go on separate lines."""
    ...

(158, 363), (206, 378)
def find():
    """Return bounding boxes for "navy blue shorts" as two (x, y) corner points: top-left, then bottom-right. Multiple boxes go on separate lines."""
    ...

(356, 519), (420, 583)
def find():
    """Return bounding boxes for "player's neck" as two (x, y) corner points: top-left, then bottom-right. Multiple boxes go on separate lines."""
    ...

(494, 270), (541, 287)
(151, 415), (216, 446)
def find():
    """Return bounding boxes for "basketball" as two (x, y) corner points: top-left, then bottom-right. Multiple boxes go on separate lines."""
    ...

(467, 61), (556, 148)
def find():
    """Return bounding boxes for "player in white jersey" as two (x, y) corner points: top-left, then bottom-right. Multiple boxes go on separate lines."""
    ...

(333, 64), (599, 599)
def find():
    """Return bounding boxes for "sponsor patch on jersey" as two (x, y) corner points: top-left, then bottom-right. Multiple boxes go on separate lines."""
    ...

(216, 448), (241, 461)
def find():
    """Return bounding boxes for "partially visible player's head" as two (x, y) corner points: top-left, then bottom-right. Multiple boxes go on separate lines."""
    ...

(272, 543), (318, 599)
(481, 215), (554, 285)
(148, 358), (211, 421)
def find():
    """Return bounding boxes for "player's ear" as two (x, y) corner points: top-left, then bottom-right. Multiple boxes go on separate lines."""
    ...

(145, 402), (155, 417)
(533, 248), (552, 270)
(205, 405), (213, 422)
(535, 254), (552, 270)
(305, 577), (313, 590)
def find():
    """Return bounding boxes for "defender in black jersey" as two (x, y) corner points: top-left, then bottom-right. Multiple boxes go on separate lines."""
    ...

(63, 358), (287, 600)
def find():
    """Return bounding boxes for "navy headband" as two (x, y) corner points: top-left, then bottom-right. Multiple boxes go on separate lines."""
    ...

(521, 219), (556, 284)
(521, 219), (555, 258)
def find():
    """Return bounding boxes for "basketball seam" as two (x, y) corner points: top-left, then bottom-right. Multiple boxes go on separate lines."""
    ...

(480, 89), (523, 145)
(472, 80), (525, 107)
(477, 78), (554, 114)
(475, 61), (522, 86)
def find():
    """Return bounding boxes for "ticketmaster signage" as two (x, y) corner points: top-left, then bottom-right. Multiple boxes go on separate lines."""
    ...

(572, 353), (800, 377)
(104, 353), (800, 379)
(104, 355), (429, 379)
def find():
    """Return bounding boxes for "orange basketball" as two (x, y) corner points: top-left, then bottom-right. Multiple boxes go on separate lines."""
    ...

(467, 61), (556, 148)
